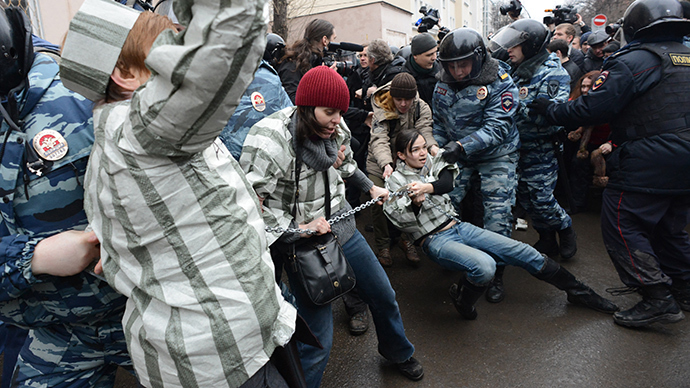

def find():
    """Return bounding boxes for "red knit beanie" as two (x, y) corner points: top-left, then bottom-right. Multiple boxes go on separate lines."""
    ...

(296, 66), (350, 113)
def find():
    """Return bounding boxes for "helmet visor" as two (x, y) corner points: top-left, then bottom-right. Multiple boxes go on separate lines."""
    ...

(442, 52), (483, 82)
(488, 27), (528, 52)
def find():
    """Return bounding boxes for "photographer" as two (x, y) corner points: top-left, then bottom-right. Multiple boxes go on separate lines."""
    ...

(278, 19), (336, 103)
(500, 0), (523, 20)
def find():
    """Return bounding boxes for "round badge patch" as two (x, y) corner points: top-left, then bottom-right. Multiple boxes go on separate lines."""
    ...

(33, 130), (68, 161)
(476, 86), (488, 100)
(519, 87), (529, 99)
(251, 92), (266, 112)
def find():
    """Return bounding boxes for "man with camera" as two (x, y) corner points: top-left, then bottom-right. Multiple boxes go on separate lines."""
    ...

(529, 0), (690, 328)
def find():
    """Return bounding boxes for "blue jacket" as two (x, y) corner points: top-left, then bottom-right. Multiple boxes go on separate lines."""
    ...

(0, 54), (126, 328)
(219, 60), (293, 160)
(511, 51), (570, 145)
(432, 58), (520, 162)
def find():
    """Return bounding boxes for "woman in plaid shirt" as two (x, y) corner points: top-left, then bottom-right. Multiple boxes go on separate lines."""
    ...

(240, 66), (424, 387)
(384, 130), (619, 320)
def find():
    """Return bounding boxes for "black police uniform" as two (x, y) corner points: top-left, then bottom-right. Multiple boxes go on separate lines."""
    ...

(546, 38), (690, 293)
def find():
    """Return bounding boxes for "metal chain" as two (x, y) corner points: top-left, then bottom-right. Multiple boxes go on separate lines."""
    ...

(265, 189), (411, 235)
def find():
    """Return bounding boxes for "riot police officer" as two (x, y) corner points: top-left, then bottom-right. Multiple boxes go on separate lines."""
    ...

(489, 19), (576, 302)
(433, 28), (521, 308)
(530, 0), (690, 328)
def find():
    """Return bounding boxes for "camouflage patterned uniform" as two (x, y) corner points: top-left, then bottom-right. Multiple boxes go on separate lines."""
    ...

(0, 54), (130, 387)
(219, 60), (293, 161)
(432, 59), (520, 237)
(511, 52), (571, 231)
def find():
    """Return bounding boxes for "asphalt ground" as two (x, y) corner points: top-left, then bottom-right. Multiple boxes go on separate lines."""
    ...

(2, 198), (689, 388)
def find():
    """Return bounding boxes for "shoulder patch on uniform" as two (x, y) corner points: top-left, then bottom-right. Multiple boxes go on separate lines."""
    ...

(592, 70), (609, 91)
(251, 92), (266, 112)
(501, 92), (514, 112)
(669, 53), (690, 66)
(436, 87), (447, 96)
(547, 80), (560, 98)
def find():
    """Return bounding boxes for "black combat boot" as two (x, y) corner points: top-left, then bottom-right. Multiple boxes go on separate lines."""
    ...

(533, 256), (619, 314)
(449, 277), (488, 320)
(671, 279), (690, 312)
(533, 228), (559, 258)
(613, 285), (685, 328)
(557, 226), (577, 259)
(485, 266), (506, 303)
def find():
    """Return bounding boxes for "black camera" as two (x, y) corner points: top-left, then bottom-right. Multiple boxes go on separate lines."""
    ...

(324, 42), (364, 76)
(606, 18), (623, 35)
(544, 5), (577, 26)
(499, 0), (522, 17)
(416, 6), (440, 33)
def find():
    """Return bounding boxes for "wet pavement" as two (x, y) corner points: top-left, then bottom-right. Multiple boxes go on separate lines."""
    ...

(4, 206), (689, 388)
(320, 207), (690, 388)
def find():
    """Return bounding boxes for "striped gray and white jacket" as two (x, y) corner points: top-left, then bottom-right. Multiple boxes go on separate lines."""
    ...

(384, 154), (459, 243)
(83, 1), (296, 387)
(240, 106), (371, 246)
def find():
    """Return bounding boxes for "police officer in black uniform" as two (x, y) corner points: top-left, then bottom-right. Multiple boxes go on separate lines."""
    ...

(529, 0), (690, 328)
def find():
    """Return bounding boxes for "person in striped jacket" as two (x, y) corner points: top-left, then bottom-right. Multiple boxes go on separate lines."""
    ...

(60, 0), (297, 387)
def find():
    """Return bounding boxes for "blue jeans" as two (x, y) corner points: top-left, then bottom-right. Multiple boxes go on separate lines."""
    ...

(286, 231), (415, 388)
(422, 222), (546, 285)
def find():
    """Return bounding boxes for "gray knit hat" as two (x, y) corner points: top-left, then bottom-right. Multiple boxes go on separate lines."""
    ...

(411, 33), (437, 55)
(60, 0), (140, 101)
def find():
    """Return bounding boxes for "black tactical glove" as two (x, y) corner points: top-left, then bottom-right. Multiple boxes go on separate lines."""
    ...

(441, 141), (465, 164)
(527, 97), (553, 117)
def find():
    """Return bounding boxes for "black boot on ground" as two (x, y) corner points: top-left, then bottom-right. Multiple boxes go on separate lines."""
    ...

(534, 256), (619, 314)
(613, 285), (685, 328)
(449, 277), (488, 320)
(485, 266), (505, 303)
(671, 280), (690, 312)
(557, 226), (577, 259)
(533, 229), (559, 258)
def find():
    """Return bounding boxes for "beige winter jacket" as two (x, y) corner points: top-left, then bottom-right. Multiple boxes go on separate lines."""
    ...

(366, 81), (436, 180)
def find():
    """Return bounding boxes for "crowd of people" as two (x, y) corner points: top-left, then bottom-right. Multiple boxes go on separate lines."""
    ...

(0, 0), (688, 387)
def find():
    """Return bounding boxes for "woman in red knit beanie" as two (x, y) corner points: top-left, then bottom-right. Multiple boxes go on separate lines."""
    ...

(240, 65), (424, 387)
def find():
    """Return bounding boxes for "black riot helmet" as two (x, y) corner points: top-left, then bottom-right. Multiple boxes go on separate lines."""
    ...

(263, 33), (285, 65)
(438, 28), (487, 81)
(489, 19), (550, 61)
(622, 0), (690, 42)
(0, 7), (34, 97)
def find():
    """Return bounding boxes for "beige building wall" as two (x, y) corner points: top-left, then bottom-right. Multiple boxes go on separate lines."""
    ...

(286, 2), (412, 48)
(29, 0), (84, 45)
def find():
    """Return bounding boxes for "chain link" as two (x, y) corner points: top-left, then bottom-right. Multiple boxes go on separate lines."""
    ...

(265, 189), (411, 235)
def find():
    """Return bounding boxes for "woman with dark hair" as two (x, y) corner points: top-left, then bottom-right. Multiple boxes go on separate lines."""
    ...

(241, 66), (423, 388)
(278, 19), (336, 102)
(383, 130), (618, 321)
(566, 70), (612, 212)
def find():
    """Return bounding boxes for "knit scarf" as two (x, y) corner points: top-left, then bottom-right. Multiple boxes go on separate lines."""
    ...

(409, 57), (434, 75)
(289, 112), (338, 171)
